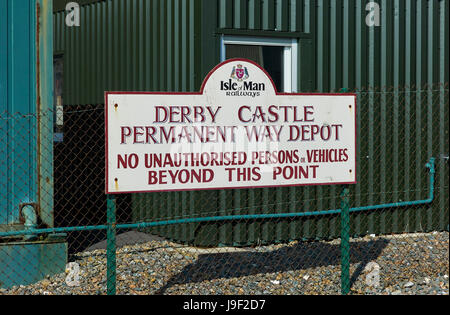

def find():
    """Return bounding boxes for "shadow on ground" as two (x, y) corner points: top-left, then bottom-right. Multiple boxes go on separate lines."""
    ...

(155, 238), (389, 294)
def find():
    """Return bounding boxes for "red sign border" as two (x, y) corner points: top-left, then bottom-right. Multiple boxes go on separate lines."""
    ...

(105, 58), (357, 194)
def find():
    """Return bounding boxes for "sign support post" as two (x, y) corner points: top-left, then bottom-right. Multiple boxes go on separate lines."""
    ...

(340, 185), (351, 295)
(106, 194), (117, 295)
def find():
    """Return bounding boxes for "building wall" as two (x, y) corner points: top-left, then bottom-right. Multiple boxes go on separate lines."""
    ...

(53, 0), (449, 246)
(54, 0), (204, 105)
(215, 0), (449, 91)
(1, 0), (54, 232)
(54, 0), (450, 95)
(1, 0), (37, 230)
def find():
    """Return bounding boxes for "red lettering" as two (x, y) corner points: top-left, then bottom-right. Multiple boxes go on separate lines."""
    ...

(121, 127), (132, 144)
(238, 106), (251, 123)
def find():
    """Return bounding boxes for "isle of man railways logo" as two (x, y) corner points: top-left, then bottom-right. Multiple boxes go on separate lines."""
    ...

(231, 64), (249, 81)
(221, 63), (265, 97)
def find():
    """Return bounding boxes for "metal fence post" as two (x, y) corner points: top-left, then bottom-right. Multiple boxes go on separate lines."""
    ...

(340, 185), (351, 295)
(106, 194), (117, 295)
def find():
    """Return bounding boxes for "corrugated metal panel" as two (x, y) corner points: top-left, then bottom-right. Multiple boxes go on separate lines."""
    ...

(1, 0), (37, 229)
(209, 0), (449, 245)
(216, 0), (448, 89)
(39, 0), (55, 228)
(53, 0), (202, 105)
(218, 0), (309, 33)
(53, 0), (205, 244)
(1, 0), (54, 231)
(53, 0), (449, 246)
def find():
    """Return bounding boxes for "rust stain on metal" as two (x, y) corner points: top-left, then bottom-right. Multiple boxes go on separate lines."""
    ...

(36, 1), (41, 217)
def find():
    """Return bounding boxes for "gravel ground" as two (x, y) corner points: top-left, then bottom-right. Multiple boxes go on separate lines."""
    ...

(1, 231), (448, 295)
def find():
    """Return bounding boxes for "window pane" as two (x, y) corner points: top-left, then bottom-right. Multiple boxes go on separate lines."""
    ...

(225, 44), (263, 65)
(225, 44), (284, 92)
(262, 46), (283, 92)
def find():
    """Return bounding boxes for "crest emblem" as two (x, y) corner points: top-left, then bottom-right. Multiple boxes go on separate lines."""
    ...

(231, 64), (249, 81)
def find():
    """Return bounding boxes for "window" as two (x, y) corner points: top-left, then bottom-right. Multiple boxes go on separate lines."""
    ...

(220, 36), (298, 93)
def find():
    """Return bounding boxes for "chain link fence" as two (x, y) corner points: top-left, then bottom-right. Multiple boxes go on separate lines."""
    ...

(1, 83), (448, 295)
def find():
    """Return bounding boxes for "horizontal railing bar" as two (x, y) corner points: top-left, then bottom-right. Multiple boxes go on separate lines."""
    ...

(0, 158), (435, 239)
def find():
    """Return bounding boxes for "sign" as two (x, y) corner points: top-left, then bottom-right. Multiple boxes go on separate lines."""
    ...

(106, 59), (356, 194)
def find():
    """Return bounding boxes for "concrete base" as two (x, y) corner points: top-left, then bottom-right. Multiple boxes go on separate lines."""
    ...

(0, 240), (67, 289)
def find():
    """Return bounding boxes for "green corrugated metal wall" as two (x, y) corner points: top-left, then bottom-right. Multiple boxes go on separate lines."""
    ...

(211, 0), (449, 246)
(53, 0), (449, 247)
(214, 0), (449, 91)
(54, 0), (202, 104)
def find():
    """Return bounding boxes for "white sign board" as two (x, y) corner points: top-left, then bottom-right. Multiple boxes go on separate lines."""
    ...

(106, 59), (356, 194)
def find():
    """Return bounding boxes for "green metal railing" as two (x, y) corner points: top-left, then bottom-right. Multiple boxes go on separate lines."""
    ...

(0, 157), (436, 239)
(0, 157), (436, 295)
(106, 195), (117, 296)
(340, 185), (351, 295)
